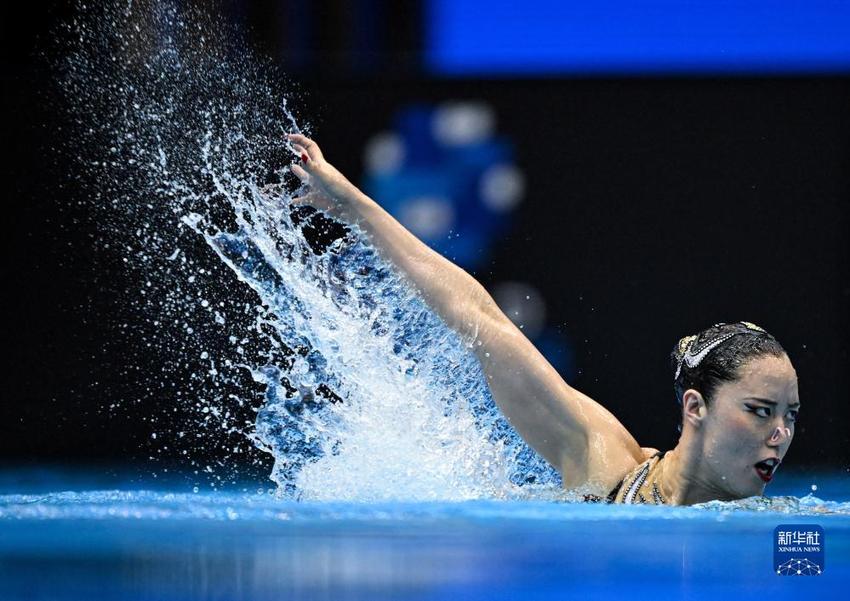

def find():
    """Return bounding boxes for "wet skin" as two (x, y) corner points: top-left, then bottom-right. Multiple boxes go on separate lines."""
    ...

(691, 354), (800, 500)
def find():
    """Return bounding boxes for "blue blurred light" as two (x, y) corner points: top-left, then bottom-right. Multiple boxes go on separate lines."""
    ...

(426, 0), (850, 75)
(364, 105), (521, 269)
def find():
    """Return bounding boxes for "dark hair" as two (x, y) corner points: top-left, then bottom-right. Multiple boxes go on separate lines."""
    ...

(671, 322), (787, 432)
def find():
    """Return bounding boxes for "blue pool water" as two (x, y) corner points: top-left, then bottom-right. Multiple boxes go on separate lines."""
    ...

(1, 471), (847, 600)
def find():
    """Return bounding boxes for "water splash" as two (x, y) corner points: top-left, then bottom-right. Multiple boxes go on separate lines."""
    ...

(54, 0), (560, 500)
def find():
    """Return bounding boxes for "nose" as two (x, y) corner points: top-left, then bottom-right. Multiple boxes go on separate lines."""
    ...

(768, 425), (792, 445)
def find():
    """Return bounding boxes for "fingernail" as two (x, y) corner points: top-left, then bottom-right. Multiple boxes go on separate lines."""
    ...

(301, 153), (308, 162)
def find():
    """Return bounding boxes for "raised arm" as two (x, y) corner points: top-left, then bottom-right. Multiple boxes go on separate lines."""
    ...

(287, 134), (646, 491)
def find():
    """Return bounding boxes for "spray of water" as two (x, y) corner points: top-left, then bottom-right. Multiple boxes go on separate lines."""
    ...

(53, 0), (562, 500)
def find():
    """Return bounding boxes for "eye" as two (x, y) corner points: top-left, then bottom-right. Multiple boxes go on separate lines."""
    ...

(746, 405), (771, 418)
(787, 409), (799, 423)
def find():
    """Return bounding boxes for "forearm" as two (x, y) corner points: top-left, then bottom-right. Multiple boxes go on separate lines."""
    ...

(288, 133), (499, 341)
(341, 187), (495, 339)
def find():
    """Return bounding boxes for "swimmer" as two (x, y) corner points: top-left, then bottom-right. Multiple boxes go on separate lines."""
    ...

(285, 133), (800, 506)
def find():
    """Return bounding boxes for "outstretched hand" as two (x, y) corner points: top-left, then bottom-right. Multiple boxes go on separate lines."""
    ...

(287, 133), (360, 216)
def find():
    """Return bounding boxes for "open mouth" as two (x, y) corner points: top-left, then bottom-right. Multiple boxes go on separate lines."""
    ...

(754, 458), (780, 483)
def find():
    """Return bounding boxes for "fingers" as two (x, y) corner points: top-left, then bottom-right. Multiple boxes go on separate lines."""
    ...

(291, 163), (310, 183)
(286, 132), (314, 148)
(292, 144), (311, 167)
(290, 191), (316, 206)
(285, 134), (340, 215)
(291, 191), (333, 212)
(289, 163), (334, 212)
(286, 133), (323, 163)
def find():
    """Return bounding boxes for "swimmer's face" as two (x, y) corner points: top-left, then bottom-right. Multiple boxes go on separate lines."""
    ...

(698, 354), (800, 499)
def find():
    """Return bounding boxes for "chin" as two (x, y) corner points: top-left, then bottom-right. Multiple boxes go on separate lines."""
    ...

(741, 479), (768, 499)
(753, 483), (768, 497)
(728, 475), (766, 500)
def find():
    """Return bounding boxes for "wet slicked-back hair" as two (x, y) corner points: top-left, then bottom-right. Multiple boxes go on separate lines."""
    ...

(671, 322), (787, 432)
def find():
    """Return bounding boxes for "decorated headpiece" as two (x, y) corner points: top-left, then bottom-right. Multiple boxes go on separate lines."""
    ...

(673, 321), (768, 382)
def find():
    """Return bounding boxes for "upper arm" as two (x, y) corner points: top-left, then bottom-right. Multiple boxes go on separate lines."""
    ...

(470, 306), (644, 491)
(393, 251), (644, 492)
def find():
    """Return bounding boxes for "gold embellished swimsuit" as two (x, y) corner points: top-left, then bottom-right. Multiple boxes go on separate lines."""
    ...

(607, 451), (668, 505)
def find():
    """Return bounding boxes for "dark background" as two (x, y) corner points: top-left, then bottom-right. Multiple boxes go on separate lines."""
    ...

(2, 1), (848, 479)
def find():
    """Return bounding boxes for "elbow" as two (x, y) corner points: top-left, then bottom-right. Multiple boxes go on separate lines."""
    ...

(415, 262), (497, 339)
(453, 275), (506, 341)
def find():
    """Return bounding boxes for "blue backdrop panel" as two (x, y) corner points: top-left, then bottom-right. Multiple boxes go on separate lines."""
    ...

(426, 0), (850, 75)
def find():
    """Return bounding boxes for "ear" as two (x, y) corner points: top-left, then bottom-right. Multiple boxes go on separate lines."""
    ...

(681, 388), (708, 428)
